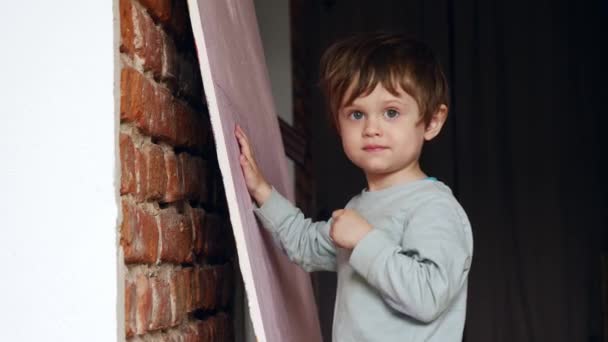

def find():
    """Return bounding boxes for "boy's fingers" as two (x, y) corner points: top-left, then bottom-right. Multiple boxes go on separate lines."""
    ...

(235, 126), (259, 164)
(240, 153), (254, 169)
(237, 132), (253, 158)
(240, 153), (260, 177)
(240, 156), (258, 180)
(237, 125), (252, 147)
(239, 154), (248, 165)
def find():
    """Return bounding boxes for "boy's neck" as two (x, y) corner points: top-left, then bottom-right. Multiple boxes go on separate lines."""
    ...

(365, 163), (427, 192)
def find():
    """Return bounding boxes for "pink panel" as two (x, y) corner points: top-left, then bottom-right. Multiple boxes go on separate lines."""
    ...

(186, 1), (322, 341)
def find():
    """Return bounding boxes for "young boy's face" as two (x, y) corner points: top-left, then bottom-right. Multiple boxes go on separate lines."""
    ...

(337, 83), (429, 183)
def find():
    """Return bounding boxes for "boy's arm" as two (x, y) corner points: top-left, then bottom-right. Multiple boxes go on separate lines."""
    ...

(254, 187), (337, 272)
(235, 125), (337, 272)
(349, 197), (473, 323)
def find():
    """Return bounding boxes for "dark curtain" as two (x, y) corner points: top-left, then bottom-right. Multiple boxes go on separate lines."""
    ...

(294, 1), (608, 341)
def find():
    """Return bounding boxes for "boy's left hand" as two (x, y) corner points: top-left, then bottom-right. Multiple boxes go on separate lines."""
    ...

(330, 209), (373, 249)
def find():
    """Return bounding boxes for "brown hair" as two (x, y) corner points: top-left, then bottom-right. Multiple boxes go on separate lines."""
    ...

(319, 32), (449, 128)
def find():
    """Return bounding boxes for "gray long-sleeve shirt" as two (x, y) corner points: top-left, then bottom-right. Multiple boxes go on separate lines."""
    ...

(253, 178), (473, 341)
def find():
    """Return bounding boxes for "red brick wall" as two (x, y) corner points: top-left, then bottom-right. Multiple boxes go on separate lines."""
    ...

(119, 0), (236, 340)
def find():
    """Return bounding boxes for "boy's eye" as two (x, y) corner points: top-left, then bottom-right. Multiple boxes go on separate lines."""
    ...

(384, 109), (400, 119)
(348, 111), (364, 120)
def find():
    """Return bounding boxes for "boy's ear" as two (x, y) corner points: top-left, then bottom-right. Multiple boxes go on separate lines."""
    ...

(423, 104), (448, 141)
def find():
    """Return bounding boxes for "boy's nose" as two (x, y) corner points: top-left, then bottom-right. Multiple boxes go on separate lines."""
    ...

(363, 117), (382, 137)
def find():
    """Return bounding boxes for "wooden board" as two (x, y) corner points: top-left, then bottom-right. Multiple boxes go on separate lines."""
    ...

(186, 1), (322, 341)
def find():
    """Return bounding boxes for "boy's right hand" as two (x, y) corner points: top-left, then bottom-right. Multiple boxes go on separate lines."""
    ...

(235, 124), (272, 206)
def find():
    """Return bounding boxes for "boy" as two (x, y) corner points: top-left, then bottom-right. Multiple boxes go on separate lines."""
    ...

(235, 33), (473, 341)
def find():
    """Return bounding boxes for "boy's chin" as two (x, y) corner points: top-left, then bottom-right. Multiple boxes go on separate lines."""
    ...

(359, 164), (393, 177)
(358, 162), (418, 180)
(349, 158), (408, 177)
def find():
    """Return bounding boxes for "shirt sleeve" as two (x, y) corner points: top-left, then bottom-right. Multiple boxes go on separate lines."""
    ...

(349, 196), (473, 323)
(253, 187), (337, 272)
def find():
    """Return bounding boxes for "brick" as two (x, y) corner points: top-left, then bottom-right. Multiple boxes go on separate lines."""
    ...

(121, 69), (165, 141)
(173, 101), (194, 147)
(154, 98), (209, 152)
(183, 111), (198, 150)
(149, 268), (172, 331)
(179, 153), (206, 201)
(204, 318), (217, 341)
(150, 333), (168, 342)
(139, 0), (172, 24)
(119, 0), (163, 76)
(134, 148), (148, 201)
(145, 144), (167, 200)
(135, 271), (152, 335)
(120, 67), (145, 123)
(135, 143), (167, 202)
(120, 134), (136, 195)
(169, 268), (190, 326)
(150, 87), (177, 144)
(200, 267), (218, 310)
(125, 276), (137, 337)
(163, 149), (183, 202)
(192, 266), (221, 311)
(133, 3), (163, 77)
(120, 67), (132, 121)
(214, 312), (231, 341)
(141, 84), (207, 152)
(144, 95), (207, 151)
(162, 330), (183, 342)
(119, 0), (135, 55)
(182, 268), (194, 313)
(161, 30), (178, 89)
(144, 333), (165, 342)
(189, 207), (206, 256)
(190, 320), (212, 341)
(121, 202), (159, 264)
(187, 321), (203, 340)
(159, 207), (193, 263)
(144, 23), (163, 79)
(180, 323), (199, 342)
(136, 76), (157, 135)
(189, 267), (201, 311)
(210, 265), (228, 310)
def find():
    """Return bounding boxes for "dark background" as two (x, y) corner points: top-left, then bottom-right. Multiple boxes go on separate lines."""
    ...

(291, 0), (608, 341)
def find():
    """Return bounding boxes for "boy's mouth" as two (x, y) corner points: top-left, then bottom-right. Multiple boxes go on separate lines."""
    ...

(362, 144), (388, 152)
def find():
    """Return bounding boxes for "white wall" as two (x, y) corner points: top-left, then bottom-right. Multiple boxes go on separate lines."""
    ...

(0, 1), (118, 341)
